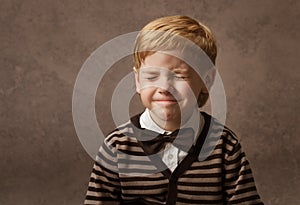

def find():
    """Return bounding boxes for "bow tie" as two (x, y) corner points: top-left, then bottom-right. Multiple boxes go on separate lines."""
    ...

(138, 128), (195, 155)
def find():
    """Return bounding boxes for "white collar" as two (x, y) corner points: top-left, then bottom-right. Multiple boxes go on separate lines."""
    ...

(140, 108), (165, 134)
(139, 108), (203, 142)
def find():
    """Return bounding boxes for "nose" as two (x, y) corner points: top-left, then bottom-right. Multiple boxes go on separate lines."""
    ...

(157, 76), (174, 93)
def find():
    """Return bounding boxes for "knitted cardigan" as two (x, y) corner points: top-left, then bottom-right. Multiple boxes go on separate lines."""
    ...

(85, 112), (263, 205)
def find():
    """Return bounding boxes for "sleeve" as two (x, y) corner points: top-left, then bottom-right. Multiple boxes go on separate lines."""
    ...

(223, 138), (264, 205)
(84, 139), (121, 205)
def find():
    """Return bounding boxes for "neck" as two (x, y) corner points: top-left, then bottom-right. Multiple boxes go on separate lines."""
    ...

(149, 112), (190, 132)
(148, 107), (200, 132)
(158, 119), (181, 132)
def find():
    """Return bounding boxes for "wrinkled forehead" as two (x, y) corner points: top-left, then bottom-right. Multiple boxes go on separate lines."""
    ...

(138, 67), (190, 76)
(166, 48), (212, 71)
(141, 49), (213, 77)
(141, 51), (189, 69)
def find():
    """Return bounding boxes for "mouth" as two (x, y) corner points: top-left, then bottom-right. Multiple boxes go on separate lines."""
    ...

(153, 99), (179, 105)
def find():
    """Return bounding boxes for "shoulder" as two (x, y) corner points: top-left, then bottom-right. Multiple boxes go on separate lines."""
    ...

(103, 116), (141, 150)
(201, 112), (240, 154)
(221, 126), (240, 154)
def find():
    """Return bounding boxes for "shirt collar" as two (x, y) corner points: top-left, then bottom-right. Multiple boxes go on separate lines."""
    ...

(140, 108), (165, 134)
(139, 108), (204, 143)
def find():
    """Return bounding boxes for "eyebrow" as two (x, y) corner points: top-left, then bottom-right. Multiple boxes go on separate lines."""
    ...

(140, 66), (190, 74)
(172, 67), (189, 74)
(140, 70), (160, 74)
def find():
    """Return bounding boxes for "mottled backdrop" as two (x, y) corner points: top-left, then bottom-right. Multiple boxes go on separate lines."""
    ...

(0, 0), (299, 204)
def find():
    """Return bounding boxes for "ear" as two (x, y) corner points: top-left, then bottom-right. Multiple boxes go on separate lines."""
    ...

(203, 68), (216, 91)
(133, 67), (141, 94)
(197, 68), (216, 107)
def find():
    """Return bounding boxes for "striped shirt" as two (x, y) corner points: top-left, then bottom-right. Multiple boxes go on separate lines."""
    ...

(85, 112), (263, 205)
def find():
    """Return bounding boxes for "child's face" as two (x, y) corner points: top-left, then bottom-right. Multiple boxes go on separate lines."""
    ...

(134, 52), (207, 129)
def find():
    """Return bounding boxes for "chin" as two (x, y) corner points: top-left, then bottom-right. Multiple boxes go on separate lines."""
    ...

(153, 108), (180, 122)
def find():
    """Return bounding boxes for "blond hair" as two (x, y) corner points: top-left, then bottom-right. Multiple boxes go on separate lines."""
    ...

(133, 15), (217, 69)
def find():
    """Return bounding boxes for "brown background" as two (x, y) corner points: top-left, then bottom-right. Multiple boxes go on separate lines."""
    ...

(1, 0), (299, 204)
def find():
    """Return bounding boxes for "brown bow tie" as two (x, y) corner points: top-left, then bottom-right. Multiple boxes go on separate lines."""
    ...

(138, 128), (195, 155)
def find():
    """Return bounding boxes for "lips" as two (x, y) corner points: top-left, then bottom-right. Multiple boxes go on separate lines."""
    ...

(153, 98), (179, 105)
(154, 98), (177, 101)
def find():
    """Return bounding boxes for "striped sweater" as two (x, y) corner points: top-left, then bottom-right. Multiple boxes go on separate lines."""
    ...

(85, 112), (263, 205)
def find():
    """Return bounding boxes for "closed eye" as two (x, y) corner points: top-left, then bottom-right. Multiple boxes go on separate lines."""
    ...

(140, 70), (160, 81)
(141, 73), (159, 81)
(174, 75), (189, 80)
(145, 76), (159, 80)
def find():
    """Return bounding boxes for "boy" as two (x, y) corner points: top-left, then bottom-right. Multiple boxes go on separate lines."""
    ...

(85, 15), (263, 204)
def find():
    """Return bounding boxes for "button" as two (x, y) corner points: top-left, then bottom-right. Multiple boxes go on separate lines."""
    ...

(165, 143), (171, 149)
(168, 154), (174, 160)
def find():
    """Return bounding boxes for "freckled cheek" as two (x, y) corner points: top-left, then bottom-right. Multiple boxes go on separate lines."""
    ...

(139, 89), (155, 106)
(173, 84), (196, 100)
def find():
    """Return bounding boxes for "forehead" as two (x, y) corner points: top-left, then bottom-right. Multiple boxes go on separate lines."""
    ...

(142, 51), (191, 72)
